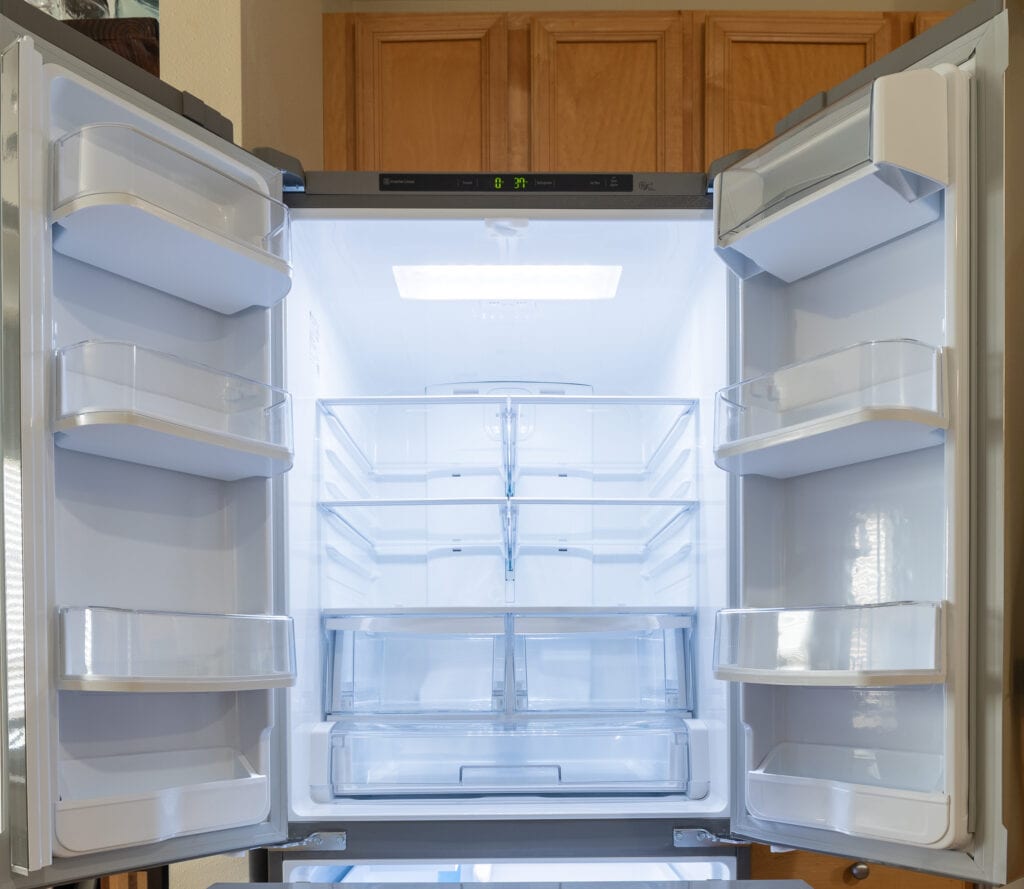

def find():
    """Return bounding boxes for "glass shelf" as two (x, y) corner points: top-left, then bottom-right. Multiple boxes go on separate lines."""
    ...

(318, 396), (696, 501)
(324, 610), (695, 717)
(58, 607), (296, 692)
(52, 123), (291, 314)
(54, 747), (267, 855)
(329, 717), (693, 796)
(55, 340), (293, 481)
(746, 742), (949, 845)
(714, 340), (946, 478)
(713, 601), (944, 686)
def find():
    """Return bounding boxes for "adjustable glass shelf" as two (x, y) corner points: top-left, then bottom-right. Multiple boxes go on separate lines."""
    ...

(52, 123), (291, 314)
(714, 339), (946, 478)
(318, 396), (697, 500)
(55, 340), (293, 481)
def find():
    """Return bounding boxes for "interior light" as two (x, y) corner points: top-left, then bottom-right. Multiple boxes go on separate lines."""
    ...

(393, 265), (622, 301)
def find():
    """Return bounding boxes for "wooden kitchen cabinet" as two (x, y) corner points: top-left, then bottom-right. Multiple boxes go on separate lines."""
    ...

(750, 844), (974, 889)
(527, 12), (700, 172)
(703, 12), (897, 168)
(324, 13), (508, 171)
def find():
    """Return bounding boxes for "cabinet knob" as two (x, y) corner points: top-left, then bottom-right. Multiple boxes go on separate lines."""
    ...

(848, 862), (871, 880)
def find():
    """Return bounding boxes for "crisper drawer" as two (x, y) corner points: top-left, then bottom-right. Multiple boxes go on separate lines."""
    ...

(328, 717), (694, 795)
(323, 610), (695, 716)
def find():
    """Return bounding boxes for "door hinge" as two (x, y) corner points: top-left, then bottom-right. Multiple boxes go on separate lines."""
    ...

(265, 831), (348, 852)
(673, 828), (750, 848)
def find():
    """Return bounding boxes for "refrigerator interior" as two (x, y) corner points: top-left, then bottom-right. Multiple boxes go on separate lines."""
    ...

(30, 56), (295, 864)
(279, 860), (738, 883)
(284, 211), (731, 819)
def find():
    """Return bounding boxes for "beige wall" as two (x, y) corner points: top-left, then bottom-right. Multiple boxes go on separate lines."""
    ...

(160, 0), (323, 170)
(325, 0), (971, 9)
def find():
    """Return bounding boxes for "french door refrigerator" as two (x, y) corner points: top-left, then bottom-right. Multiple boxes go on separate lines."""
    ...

(0, 0), (1018, 886)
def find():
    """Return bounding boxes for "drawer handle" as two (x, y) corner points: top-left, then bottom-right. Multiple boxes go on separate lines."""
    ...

(848, 862), (871, 880)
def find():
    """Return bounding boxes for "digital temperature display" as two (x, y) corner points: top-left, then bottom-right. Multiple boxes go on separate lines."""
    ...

(380, 174), (633, 193)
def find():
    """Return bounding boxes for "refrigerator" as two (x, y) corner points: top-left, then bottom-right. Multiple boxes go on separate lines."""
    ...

(0, 0), (1018, 886)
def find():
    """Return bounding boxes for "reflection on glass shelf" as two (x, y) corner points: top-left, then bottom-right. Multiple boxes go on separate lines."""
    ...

(713, 601), (944, 686)
(323, 610), (695, 717)
(714, 339), (946, 478)
(52, 123), (291, 314)
(746, 741), (949, 845)
(54, 747), (268, 855)
(58, 606), (296, 692)
(54, 341), (293, 480)
(329, 716), (693, 795)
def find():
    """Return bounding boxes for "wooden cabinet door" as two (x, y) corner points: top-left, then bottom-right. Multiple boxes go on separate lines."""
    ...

(529, 13), (698, 172)
(750, 844), (972, 889)
(338, 13), (508, 172)
(915, 11), (956, 36)
(704, 12), (896, 168)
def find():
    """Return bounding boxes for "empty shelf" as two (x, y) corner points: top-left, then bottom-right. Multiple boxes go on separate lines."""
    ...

(714, 340), (947, 478)
(323, 610), (695, 717)
(55, 341), (293, 481)
(318, 396), (697, 500)
(54, 747), (268, 855)
(713, 602), (944, 686)
(329, 717), (694, 796)
(52, 124), (291, 314)
(58, 607), (296, 692)
(746, 742), (949, 845)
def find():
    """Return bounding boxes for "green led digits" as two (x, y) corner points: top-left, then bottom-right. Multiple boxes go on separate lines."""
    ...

(514, 176), (528, 190)
(494, 176), (504, 190)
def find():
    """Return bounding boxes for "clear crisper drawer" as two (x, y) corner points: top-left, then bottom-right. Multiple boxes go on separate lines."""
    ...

(328, 717), (691, 795)
(55, 341), (293, 481)
(714, 339), (946, 478)
(514, 613), (693, 712)
(713, 602), (944, 686)
(52, 124), (291, 314)
(324, 613), (507, 715)
(324, 610), (696, 717)
(58, 607), (296, 692)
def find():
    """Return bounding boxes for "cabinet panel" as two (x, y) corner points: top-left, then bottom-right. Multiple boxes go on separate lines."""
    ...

(750, 844), (972, 889)
(351, 14), (507, 171)
(915, 11), (956, 35)
(704, 13), (894, 168)
(530, 13), (696, 172)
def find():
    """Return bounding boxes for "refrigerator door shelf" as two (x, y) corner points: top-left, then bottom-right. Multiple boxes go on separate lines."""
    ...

(319, 395), (697, 502)
(58, 607), (297, 692)
(715, 67), (955, 283)
(54, 340), (294, 481)
(323, 716), (703, 797)
(53, 747), (269, 856)
(323, 610), (694, 717)
(714, 339), (947, 478)
(51, 123), (292, 315)
(746, 742), (949, 846)
(713, 601), (944, 686)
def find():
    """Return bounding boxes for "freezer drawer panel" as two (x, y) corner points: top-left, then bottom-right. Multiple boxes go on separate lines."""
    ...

(713, 602), (944, 686)
(327, 717), (693, 795)
(58, 607), (296, 692)
(54, 747), (268, 855)
(54, 340), (294, 480)
(52, 123), (291, 314)
(714, 339), (947, 479)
